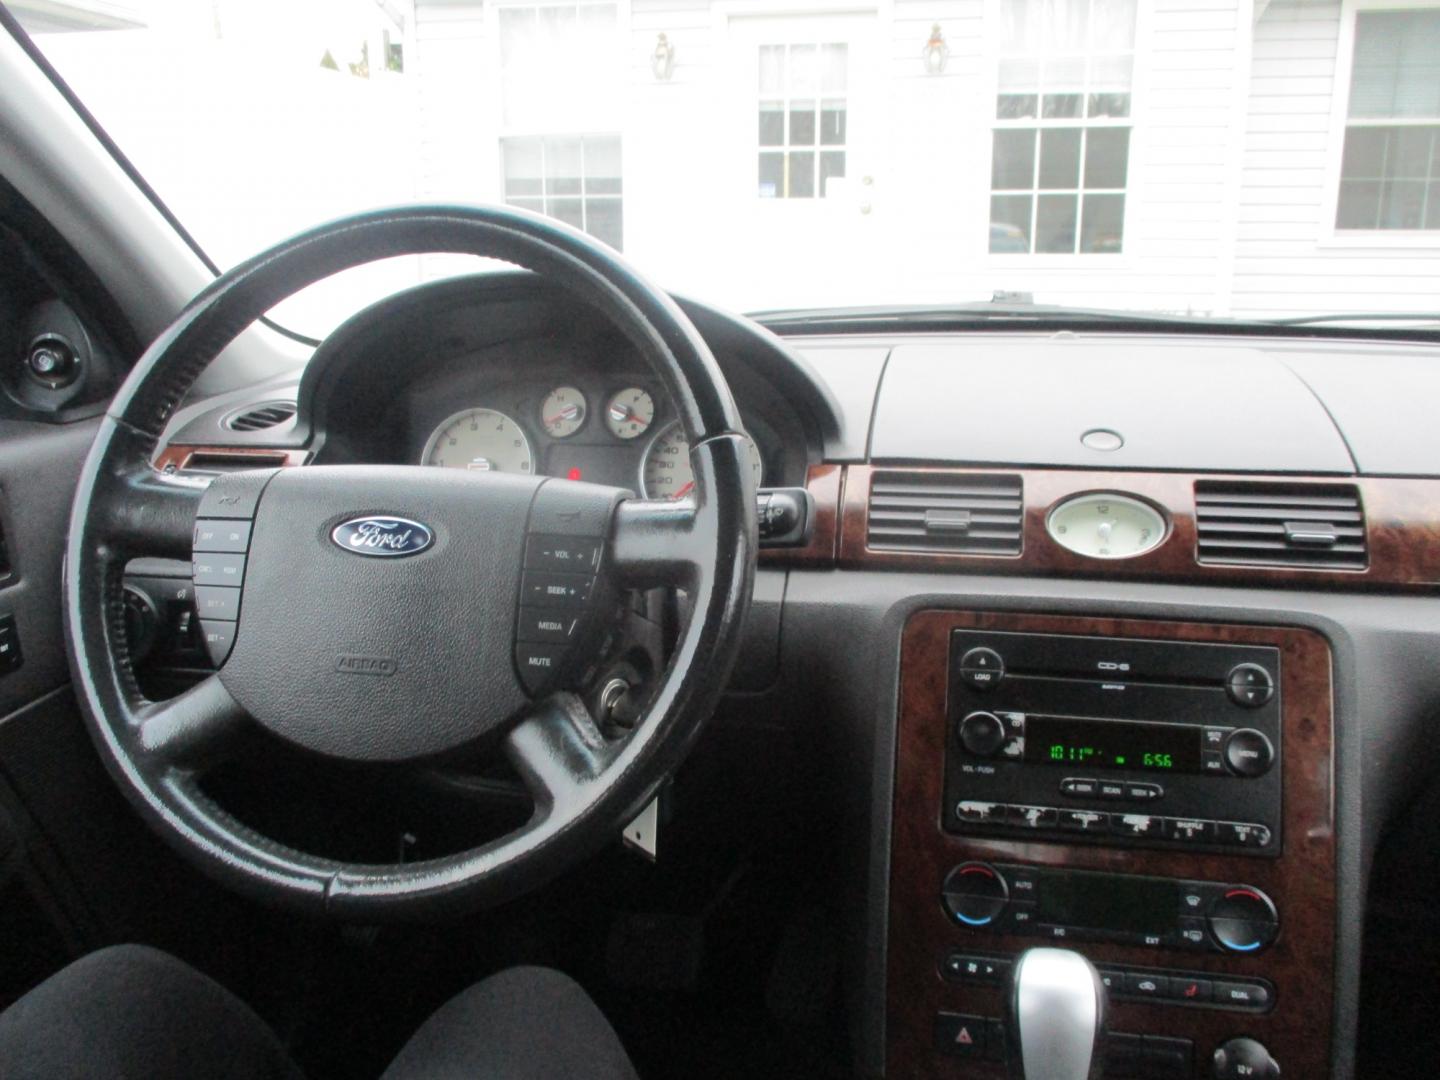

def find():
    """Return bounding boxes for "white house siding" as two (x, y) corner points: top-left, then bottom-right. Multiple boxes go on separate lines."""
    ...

(409, 0), (1436, 315)
(1232, 0), (1440, 316)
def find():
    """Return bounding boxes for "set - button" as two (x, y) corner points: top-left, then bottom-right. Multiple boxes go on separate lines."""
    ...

(192, 519), (250, 665)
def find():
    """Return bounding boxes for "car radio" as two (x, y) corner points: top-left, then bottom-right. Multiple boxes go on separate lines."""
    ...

(942, 629), (1282, 855)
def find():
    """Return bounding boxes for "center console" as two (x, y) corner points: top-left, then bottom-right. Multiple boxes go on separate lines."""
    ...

(887, 612), (1335, 1078)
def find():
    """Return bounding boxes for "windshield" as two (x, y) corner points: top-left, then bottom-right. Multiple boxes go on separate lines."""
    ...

(12, 0), (1440, 337)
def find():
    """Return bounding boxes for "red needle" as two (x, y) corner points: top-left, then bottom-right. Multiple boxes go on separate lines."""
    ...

(546, 405), (580, 425)
(673, 482), (695, 499)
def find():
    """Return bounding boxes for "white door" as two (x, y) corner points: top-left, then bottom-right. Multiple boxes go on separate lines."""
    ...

(722, 11), (886, 309)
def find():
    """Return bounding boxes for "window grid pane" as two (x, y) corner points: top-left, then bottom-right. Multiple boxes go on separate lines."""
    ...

(757, 42), (848, 198)
(501, 134), (624, 250)
(990, 0), (1134, 253)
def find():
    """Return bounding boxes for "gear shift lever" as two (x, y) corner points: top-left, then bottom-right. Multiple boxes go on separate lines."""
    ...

(1006, 947), (1107, 1080)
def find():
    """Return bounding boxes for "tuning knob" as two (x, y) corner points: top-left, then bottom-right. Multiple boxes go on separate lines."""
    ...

(1207, 886), (1278, 953)
(958, 711), (1006, 756)
(1213, 1037), (1280, 1078)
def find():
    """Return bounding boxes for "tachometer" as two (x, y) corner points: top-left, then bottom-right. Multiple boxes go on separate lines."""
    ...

(422, 408), (534, 473)
(641, 422), (763, 499)
(604, 388), (655, 440)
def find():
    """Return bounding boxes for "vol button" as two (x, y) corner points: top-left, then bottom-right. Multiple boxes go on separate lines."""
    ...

(958, 711), (1005, 757)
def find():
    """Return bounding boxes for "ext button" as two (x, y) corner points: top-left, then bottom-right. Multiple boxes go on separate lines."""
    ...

(199, 620), (235, 665)
(516, 607), (581, 644)
(524, 533), (602, 572)
(520, 572), (593, 608)
(193, 586), (241, 622)
(192, 552), (245, 587)
(193, 519), (252, 553)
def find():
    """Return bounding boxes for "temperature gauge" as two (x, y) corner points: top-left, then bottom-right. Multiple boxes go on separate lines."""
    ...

(1046, 493), (1167, 560)
(540, 387), (586, 438)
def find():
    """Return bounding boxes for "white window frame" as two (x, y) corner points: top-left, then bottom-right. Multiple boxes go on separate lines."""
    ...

(1321, 0), (1440, 249)
(981, 0), (1146, 266)
(487, 1), (629, 248)
(755, 41), (851, 201)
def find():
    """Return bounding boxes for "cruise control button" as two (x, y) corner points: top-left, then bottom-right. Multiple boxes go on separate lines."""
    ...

(193, 586), (241, 622)
(199, 620), (235, 665)
(192, 552), (245, 587)
(1212, 979), (1273, 1010)
(524, 534), (603, 572)
(193, 519), (252, 553)
(516, 607), (581, 644)
(521, 572), (593, 608)
(514, 643), (567, 691)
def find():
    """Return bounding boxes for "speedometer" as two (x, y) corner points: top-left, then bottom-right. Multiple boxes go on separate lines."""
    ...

(641, 422), (763, 499)
(422, 408), (534, 473)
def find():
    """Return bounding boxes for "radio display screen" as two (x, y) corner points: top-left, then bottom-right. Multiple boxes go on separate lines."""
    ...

(1024, 717), (1202, 773)
(1036, 873), (1177, 937)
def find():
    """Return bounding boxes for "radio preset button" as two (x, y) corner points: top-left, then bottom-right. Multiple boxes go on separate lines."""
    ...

(1008, 805), (1058, 830)
(958, 711), (1006, 757)
(1111, 813), (1169, 839)
(1169, 818), (1216, 843)
(1059, 809), (1109, 832)
(1224, 728), (1275, 778)
(955, 800), (1007, 826)
(958, 647), (1005, 690)
(1217, 821), (1272, 847)
(1060, 777), (1099, 798)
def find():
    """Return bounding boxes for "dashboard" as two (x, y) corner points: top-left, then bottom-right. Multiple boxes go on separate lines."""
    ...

(143, 275), (1440, 1080)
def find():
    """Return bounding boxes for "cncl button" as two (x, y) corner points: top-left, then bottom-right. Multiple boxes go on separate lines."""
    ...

(942, 862), (1009, 927)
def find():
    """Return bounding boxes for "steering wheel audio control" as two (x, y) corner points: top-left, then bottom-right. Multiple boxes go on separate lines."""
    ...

(942, 862), (1010, 927)
(1207, 886), (1278, 953)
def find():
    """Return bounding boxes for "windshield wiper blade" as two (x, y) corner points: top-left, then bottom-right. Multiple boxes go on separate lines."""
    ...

(752, 301), (1224, 329)
(1266, 312), (1440, 327)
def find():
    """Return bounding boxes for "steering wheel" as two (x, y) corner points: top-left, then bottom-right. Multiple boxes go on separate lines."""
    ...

(62, 206), (756, 920)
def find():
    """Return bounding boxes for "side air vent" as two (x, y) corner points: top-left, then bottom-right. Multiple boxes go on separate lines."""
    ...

(1195, 481), (1367, 570)
(867, 472), (1023, 556)
(225, 402), (296, 432)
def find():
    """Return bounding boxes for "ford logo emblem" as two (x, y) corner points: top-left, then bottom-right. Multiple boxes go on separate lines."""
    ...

(330, 516), (434, 558)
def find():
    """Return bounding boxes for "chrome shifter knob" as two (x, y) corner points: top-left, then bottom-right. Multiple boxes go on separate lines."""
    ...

(1006, 947), (1107, 1080)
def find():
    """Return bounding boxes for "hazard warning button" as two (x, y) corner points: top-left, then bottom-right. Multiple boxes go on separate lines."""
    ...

(934, 1011), (986, 1059)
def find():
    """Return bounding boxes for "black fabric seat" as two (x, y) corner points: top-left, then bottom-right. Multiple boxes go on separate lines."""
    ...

(0, 945), (639, 1080)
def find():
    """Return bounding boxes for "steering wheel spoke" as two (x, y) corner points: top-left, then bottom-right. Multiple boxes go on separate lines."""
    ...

(134, 674), (252, 771)
(609, 498), (708, 587)
(90, 421), (208, 560)
(505, 694), (616, 817)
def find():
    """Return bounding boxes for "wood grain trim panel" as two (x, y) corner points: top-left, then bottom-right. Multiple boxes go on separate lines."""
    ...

(154, 446), (310, 473)
(840, 464), (1440, 590)
(760, 463), (842, 567)
(886, 611), (1336, 1079)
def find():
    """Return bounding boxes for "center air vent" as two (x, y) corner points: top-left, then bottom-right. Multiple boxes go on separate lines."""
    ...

(867, 472), (1023, 555)
(226, 402), (296, 432)
(1195, 481), (1367, 570)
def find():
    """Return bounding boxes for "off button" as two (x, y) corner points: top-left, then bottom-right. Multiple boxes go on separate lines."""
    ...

(958, 647), (1005, 691)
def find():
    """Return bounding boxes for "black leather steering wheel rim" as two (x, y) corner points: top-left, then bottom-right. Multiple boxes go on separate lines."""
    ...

(62, 205), (756, 920)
